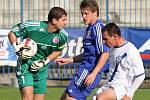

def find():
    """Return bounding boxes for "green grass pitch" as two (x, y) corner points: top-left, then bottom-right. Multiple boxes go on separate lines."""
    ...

(0, 86), (149, 100)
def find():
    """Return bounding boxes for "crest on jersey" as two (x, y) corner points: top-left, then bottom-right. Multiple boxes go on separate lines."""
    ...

(86, 30), (91, 38)
(116, 56), (122, 64)
(53, 37), (59, 43)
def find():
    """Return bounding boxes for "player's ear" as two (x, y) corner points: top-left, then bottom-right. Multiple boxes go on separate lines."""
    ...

(52, 18), (57, 25)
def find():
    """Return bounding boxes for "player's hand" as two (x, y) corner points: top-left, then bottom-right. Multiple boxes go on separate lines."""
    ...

(31, 58), (50, 71)
(13, 42), (24, 53)
(122, 95), (131, 100)
(84, 73), (97, 87)
(55, 57), (73, 66)
(13, 42), (31, 59)
(17, 46), (32, 59)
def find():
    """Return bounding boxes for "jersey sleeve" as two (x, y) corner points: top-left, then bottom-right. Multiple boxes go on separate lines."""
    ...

(57, 29), (68, 51)
(128, 45), (145, 76)
(11, 20), (40, 39)
(93, 23), (109, 54)
(11, 21), (28, 38)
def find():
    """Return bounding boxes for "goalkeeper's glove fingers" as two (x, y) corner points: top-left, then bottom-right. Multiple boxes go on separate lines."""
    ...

(31, 58), (50, 71)
(13, 42), (31, 58)
(13, 42), (23, 52)
(22, 49), (32, 59)
(16, 47), (31, 59)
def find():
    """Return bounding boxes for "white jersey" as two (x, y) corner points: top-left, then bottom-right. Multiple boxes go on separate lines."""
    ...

(107, 41), (145, 87)
(93, 41), (145, 100)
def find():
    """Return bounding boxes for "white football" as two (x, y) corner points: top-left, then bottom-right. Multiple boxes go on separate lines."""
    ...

(21, 38), (37, 58)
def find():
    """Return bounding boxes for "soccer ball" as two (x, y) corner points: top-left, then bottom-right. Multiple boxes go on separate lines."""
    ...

(19, 38), (37, 59)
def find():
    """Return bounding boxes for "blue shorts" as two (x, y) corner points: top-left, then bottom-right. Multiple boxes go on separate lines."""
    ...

(66, 67), (101, 100)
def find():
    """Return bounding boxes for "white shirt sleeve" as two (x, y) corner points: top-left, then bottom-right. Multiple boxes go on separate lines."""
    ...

(126, 43), (145, 98)
(126, 74), (145, 98)
(128, 45), (145, 76)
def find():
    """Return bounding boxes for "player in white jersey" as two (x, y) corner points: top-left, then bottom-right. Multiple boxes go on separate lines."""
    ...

(93, 23), (145, 100)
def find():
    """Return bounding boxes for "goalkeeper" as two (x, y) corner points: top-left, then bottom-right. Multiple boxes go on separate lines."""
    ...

(8, 7), (68, 100)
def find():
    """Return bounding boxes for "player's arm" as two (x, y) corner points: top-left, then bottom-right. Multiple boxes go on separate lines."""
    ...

(31, 29), (68, 71)
(84, 24), (109, 86)
(8, 21), (30, 52)
(73, 53), (84, 62)
(91, 52), (109, 76)
(125, 74), (145, 99)
(8, 31), (17, 45)
(56, 29), (83, 65)
(125, 49), (145, 98)
(56, 53), (84, 66)
(91, 24), (109, 76)
(8, 31), (26, 55)
(31, 50), (62, 71)
(84, 51), (109, 86)
(8, 29), (32, 60)
(47, 51), (62, 61)
(8, 31), (20, 52)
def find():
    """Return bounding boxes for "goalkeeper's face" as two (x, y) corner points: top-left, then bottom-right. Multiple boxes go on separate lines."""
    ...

(55, 15), (67, 29)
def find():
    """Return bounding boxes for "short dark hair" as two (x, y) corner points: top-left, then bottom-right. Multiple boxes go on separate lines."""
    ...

(48, 7), (67, 22)
(102, 23), (121, 37)
(80, 0), (99, 17)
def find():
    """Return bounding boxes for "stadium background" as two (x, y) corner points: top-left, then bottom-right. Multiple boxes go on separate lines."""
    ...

(0, 0), (150, 99)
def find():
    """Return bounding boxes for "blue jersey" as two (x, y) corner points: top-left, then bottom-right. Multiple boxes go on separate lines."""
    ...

(66, 19), (109, 100)
(81, 19), (109, 71)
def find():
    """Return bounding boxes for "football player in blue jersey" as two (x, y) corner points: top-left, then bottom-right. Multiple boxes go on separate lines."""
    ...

(56, 0), (109, 100)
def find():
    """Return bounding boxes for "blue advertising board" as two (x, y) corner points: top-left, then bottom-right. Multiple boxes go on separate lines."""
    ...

(0, 28), (149, 66)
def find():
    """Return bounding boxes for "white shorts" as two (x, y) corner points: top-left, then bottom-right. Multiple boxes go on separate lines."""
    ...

(93, 83), (127, 100)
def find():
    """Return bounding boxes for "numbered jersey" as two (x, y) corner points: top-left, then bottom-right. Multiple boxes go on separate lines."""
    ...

(11, 20), (68, 62)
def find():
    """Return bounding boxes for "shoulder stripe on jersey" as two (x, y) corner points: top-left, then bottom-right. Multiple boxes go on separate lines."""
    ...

(12, 27), (20, 32)
(109, 53), (127, 82)
(61, 29), (68, 37)
(76, 69), (88, 86)
(24, 21), (40, 26)
(20, 22), (40, 28)
(19, 21), (41, 32)
(12, 21), (40, 32)
(60, 30), (68, 43)
(93, 23), (103, 53)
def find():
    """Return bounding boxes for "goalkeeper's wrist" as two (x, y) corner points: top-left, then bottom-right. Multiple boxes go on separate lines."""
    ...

(43, 58), (50, 65)
(13, 42), (17, 47)
(13, 42), (19, 52)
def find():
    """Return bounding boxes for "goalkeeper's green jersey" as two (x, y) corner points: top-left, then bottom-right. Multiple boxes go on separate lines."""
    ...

(11, 20), (68, 65)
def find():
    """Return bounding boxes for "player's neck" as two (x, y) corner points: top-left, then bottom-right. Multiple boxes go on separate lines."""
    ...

(90, 17), (98, 25)
(116, 37), (126, 47)
(47, 23), (58, 33)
